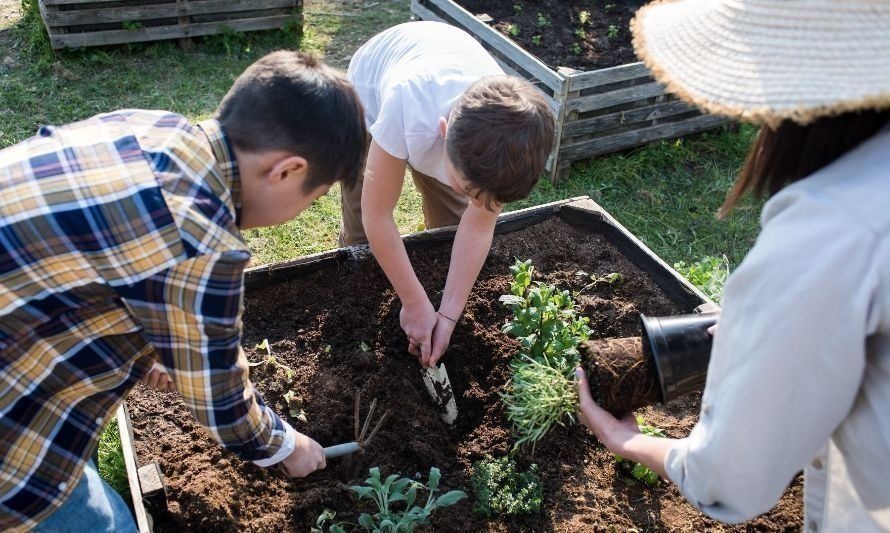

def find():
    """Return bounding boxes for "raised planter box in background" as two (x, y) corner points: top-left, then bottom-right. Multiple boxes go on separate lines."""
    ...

(412, 0), (728, 180)
(38, 0), (302, 50)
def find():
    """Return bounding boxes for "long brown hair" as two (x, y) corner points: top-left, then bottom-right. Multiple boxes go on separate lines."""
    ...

(720, 110), (890, 217)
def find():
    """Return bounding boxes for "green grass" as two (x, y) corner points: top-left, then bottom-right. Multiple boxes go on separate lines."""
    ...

(2, 0), (762, 496)
(97, 417), (131, 503)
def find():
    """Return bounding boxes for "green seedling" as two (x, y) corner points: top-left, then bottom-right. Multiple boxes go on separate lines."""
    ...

(604, 3), (616, 12)
(502, 355), (578, 447)
(673, 255), (729, 303)
(360, 341), (372, 353)
(571, 43), (583, 55)
(536, 12), (550, 28)
(575, 28), (587, 39)
(615, 416), (666, 486)
(282, 390), (308, 423)
(584, 272), (623, 290)
(578, 10), (591, 24)
(607, 24), (620, 39)
(471, 456), (542, 517)
(121, 20), (143, 30)
(249, 339), (296, 380)
(531, 35), (542, 46)
(506, 23), (520, 37)
(513, 2), (522, 14)
(314, 467), (467, 533)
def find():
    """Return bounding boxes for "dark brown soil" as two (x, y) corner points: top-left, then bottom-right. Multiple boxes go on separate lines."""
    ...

(457, 0), (645, 72)
(581, 336), (661, 416)
(127, 218), (802, 532)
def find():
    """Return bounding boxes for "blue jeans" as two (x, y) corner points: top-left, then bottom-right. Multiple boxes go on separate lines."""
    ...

(34, 460), (137, 533)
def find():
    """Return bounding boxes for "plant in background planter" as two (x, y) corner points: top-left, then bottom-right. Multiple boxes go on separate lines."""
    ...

(471, 455), (542, 517)
(315, 467), (467, 533)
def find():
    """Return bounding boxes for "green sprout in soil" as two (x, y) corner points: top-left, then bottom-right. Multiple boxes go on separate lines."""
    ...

(536, 12), (551, 28)
(578, 10), (591, 25)
(607, 24), (620, 39)
(283, 390), (308, 423)
(360, 341), (372, 353)
(615, 416), (666, 486)
(604, 3), (616, 12)
(531, 35), (542, 46)
(574, 28), (587, 39)
(583, 272), (624, 290)
(513, 2), (522, 14)
(249, 339), (296, 380)
(472, 455), (542, 517)
(314, 467), (467, 533)
(571, 43), (583, 55)
(673, 255), (729, 303)
(506, 23), (520, 38)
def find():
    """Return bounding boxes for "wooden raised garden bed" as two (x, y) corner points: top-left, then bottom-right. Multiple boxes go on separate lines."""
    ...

(411, 0), (727, 180)
(38, 0), (301, 50)
(117, 197), (801, 531)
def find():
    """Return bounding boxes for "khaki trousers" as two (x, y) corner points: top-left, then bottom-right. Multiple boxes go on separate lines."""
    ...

(339, 167), (468, 246)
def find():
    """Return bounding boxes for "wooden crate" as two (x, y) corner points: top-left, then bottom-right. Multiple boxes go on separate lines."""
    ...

(38, 0), (302, 50)
(411, 0), (728, 180)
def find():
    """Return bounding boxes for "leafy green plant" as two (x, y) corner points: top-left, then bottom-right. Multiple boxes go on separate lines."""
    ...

(249, 339), (296, 380)
(506, 23), (520, 38)
(536, 12), (550, 28)
(574, 28), (586, 39)
(499, 260), (591, 369)
(360, 341), (372, 353)
(315, 467), (467, 532)
(571, 43), (583, 55)
(615, 416), (666, 486)
(607, 24), (620, 39)
(604, 3), (616, 12)
(471, 456), (542, 517)
(502, 356), (578, 446)
(673, 255), (729, 303)
(583, 272), (623, 290)
(513, 2), (522, 14)
(531, 35), (542, 46)
(121, 20), (144, 31)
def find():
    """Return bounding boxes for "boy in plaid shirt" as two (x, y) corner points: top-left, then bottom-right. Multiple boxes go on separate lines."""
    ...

(0, 51), (367, 531)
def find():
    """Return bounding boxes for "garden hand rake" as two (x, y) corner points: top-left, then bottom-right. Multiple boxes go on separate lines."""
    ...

(323, 390), (390, 459)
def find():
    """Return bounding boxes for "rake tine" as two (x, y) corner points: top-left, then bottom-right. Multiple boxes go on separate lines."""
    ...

(362, 410), (390, 447)
(359, 398), (377, 442)
(354, 389), (361, 442)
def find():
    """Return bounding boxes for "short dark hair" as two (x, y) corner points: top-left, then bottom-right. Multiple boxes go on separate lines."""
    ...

(445, 76), (555, 208)
(720, 109), (890, 217)
(216, 51), (368, 191)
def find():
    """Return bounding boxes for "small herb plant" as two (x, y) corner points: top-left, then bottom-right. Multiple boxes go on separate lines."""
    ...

(583, 272), (624, 290)
(607, 24), (620, 39)
(574, 28), (586, 39)
(615, 416), (666, 486)
(513, 2), (522, 14)
(315, 467), (466, 533)
(506, 23), (520, 38)
(578, 10), (591, 24)
(500, 260), (590, 445)
(673, 255), (729, 303)
(471, 456), (542, 517)
(249, 339), (295, 380)
(536, 12), (550, 28)
(531, 35), (542, 46)
(571, 43), (583, 55)
(604, 3), (616, 12)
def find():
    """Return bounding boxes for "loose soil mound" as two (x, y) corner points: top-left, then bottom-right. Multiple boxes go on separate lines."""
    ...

(128, 219), (802, 531)
(457, 0), (645, 71)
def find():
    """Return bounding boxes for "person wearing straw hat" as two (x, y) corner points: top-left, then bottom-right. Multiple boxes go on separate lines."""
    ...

(574, 0), (890, 530)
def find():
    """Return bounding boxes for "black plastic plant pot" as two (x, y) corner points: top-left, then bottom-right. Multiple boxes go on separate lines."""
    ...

(641, 312), (719, 404)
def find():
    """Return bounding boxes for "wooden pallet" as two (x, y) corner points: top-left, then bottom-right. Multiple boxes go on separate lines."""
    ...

(38, 0), (302, 50)
(411, 0), (727, 180)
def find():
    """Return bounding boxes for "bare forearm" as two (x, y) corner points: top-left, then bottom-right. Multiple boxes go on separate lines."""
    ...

(439, 207), (497, 318)
(364, 213), (426, 305)
(609, 431), (674, 480)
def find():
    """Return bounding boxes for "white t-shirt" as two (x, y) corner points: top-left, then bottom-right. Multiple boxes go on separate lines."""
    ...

(664, 125), (890, 530)
(347, 21), (504, 185)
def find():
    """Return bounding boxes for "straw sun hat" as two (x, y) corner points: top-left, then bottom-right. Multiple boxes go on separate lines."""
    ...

(631, 0), (890, 127)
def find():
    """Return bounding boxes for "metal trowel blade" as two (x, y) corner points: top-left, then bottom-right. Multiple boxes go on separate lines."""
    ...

(422, 363), (458, 425)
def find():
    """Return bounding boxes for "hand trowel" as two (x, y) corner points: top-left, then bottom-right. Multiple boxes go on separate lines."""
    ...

(422, 363), (458, 425)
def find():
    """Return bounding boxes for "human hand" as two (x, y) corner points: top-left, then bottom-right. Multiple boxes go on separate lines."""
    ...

(142, 362), (176, 392)
(428, 311), (458, 368)
(575, 367), (639, 453)
(400, 298), (437, 363)
(279, 432), (326, 478)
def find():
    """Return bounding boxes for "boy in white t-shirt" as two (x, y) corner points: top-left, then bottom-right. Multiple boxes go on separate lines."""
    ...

(340, 21), (555, 368)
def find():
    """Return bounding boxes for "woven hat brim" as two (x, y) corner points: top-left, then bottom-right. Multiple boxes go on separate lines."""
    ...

(631, 0), (890, 127)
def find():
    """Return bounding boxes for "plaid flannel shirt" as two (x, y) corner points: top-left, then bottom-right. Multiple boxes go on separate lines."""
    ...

(0, 110), (294, 531)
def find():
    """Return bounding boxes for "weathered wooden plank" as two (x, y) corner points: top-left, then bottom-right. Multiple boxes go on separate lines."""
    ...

(567, 62), (651, 92)
(116, 403), (153, 533)
(412, 0), (564, 94)
(559, 114), (727, 160)
(565, 81), (666, 115)
(49, 14), (294, 48)
(562, 99), (698, 138)
(42, 0), (294, 27)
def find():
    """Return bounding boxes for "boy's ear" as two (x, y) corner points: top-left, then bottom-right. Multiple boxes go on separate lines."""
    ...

(269, 155), (309, 183)
(438, 117), (448, 138)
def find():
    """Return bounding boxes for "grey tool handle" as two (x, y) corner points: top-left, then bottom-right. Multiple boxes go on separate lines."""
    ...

(324, 442), (361, 458)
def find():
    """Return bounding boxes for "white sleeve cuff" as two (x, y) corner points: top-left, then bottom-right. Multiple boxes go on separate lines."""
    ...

(252, 421), (296, 468)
